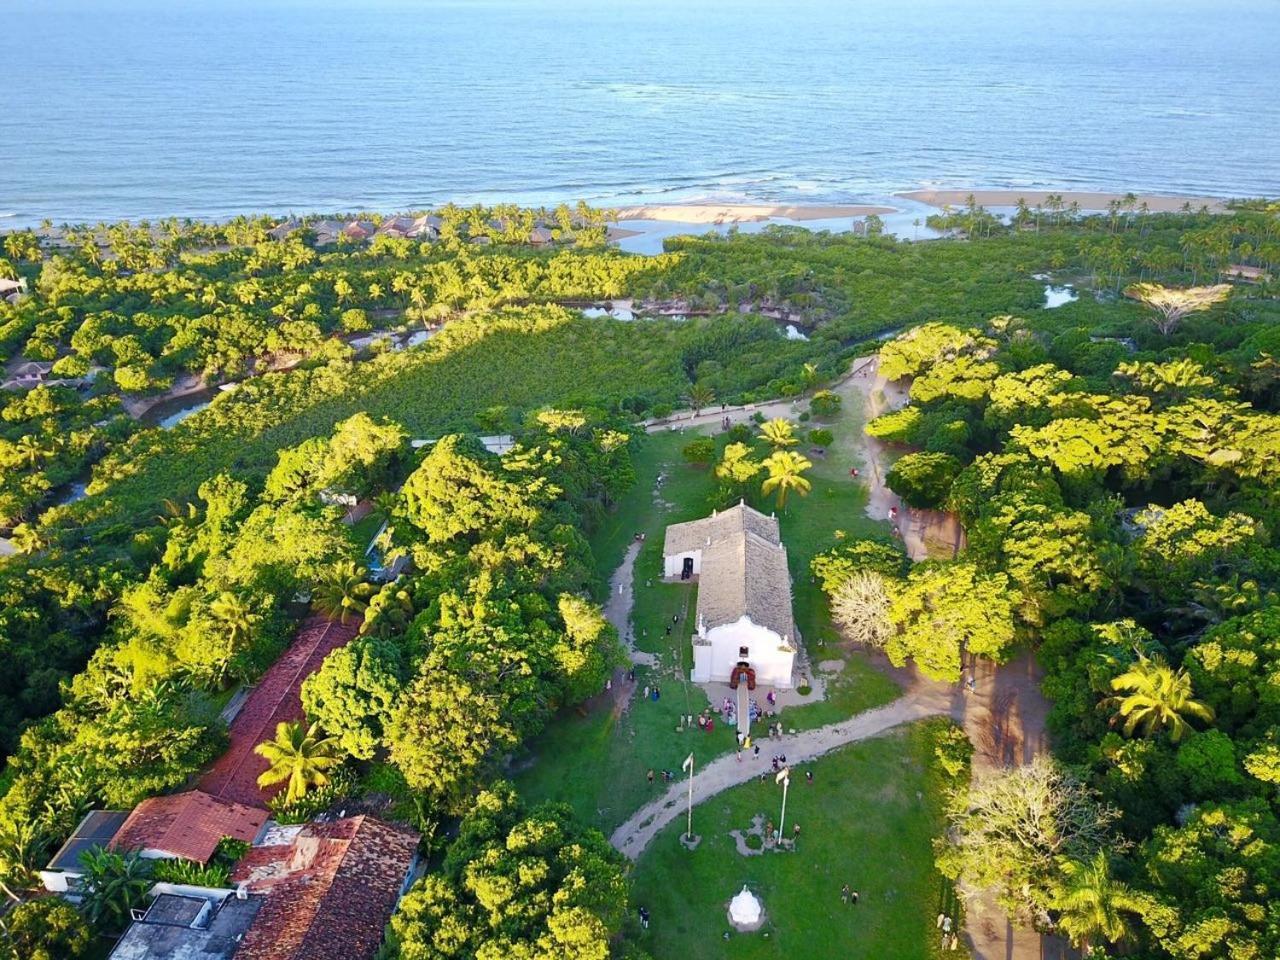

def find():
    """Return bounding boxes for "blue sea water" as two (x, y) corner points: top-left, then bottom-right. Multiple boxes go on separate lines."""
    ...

(1, 0), (1278, 226)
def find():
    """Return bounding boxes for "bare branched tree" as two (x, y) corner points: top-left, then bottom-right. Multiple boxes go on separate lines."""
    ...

(831, 570), (891, 648)
(1124, 282), (1231, 335)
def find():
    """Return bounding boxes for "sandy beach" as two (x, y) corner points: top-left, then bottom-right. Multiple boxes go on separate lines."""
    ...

(611, 203), (895, 224)
(899, 189), (1230, 213)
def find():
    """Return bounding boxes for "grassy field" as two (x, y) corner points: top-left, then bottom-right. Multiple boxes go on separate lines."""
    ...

(625, 720), (962, 960)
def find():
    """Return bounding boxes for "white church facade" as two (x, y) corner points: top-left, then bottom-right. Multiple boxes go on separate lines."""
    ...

(662, 502), (798, 689)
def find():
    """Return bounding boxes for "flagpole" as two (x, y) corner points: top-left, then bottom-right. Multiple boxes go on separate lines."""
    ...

(776, 767), (790, 843)
(683, 752), (695, 841)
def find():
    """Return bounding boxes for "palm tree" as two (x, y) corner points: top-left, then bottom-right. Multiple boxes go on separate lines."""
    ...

(1107, 655), (1213, 742)
(254, 721), (340, 805)
(207, 591), (258, 682)
(685, 383), (715, 416)
(13, 436), (42, 470)
(79, 848), (153, 932)
(758, 418), (798, 449)
(311, 560), (374, 624)
(761, 450), (812, 510)
(371, 490), (400, 524)
(1052, 851), (1147, 953)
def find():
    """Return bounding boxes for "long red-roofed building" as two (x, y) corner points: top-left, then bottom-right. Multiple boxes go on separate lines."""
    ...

(199, 616), (359, 809)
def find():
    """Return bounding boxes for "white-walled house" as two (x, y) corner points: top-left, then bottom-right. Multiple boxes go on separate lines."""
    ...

(663, 502), (797, 689)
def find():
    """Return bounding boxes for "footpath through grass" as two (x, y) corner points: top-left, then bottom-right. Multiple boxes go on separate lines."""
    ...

(626, 720), (962, 960)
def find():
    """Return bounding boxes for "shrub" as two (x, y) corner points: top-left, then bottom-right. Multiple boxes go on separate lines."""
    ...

(153, 858), (232, 887)
(809, 389), (842, 418)
(682, 437), (716, 465)
(807, 428), (834, 447)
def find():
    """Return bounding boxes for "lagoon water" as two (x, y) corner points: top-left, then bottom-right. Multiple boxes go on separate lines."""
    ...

(2, 0), (1279, 226)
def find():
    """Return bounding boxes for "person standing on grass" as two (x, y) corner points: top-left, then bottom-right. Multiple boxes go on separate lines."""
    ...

(647, 769), (655, 784)
(841, 884), (851, 904)
(850, 889), (859, 905)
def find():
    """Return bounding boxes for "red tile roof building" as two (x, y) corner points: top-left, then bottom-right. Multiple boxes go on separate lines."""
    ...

(108, 790), (266, 864)
(231, 816), (420, 960)
(199, 617), (358, 809)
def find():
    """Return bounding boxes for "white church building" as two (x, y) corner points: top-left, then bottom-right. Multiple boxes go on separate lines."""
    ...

(662, 501), (798, 689)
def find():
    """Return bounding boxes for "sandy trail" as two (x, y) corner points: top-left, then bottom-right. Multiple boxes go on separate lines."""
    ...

(604, 539), (657, 669)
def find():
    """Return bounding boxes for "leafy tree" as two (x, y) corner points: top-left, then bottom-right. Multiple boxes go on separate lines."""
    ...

(1107, 656), (1214, 743)
(402, 435), (542, 544)
(78, 847), (153, 933)
(878, 323), (991, 381)
(760, 449), (812, 509)
(865, 406), (922, 443)
(1124, 282), (1232, 335)
(940, 757), (1121, 921)
(301, 638), (404, 760)
(384, 782), (627, 960)
(1135, 802), (1280, 960)
(1133, 500), (1264, 600)
(811, 538), (908, 593)
(886, 561), (1016, 681)
(831, 570), (891, 648)
(714, 441), (762, 492)
(0, 898), (92, 960)
(254, 720), (341, 804)
(554, 594), (621, 705)
(71, 681), (223, 807)
(885, 451), (962, 509)
(1175, 729), (1242, 798)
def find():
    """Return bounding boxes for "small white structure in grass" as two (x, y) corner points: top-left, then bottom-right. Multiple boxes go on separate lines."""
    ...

(662, 501), (797, 689)
(728, 885), (765, 931)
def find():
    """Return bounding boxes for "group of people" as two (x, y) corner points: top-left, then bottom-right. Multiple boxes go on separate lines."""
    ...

(936, 914), (960, 950)
(840, 884), (860, 905)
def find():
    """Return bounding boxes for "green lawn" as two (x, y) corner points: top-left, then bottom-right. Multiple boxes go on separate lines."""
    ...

(626, 720), (963, 960)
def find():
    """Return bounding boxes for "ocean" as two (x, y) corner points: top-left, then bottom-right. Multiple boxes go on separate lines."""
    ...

(2, 0), (1278, 227)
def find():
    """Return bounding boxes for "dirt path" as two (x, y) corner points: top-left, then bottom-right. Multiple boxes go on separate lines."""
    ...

(837, 355), (967, 561)
(605, 540), (657, 669)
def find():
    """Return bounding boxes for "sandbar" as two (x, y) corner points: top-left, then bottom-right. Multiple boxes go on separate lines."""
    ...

(899, 189), (1229, 213)
(611, 203), (895, 224)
